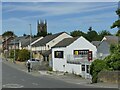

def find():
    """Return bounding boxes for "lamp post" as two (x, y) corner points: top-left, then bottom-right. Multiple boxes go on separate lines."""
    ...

(13, 33), (16, 64)
(29, 24), (32, 60)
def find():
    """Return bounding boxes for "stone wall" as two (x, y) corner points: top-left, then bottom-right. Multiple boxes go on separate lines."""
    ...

(98, 71), (120, 84)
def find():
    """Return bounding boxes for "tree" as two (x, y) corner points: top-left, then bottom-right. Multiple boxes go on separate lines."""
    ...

(18, 49), (30, 62)
(111, 20), (120, 29)
(2, 31), (15, 38)
(9, 49), (19, 60)
(116, 30), (120, 36)
(70, 30), (86, 37)
(90, 59), (108, 83)
(116, 8), (120, 17)
(104, 44), (120, 70)
(111, 8), (120, 34)
(98, 30), (112, 40)
(87, 30), (99, 41)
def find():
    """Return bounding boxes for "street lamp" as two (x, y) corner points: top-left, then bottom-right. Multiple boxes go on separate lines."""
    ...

(29, 24), (32, 60)
(13, 33), (16, 64)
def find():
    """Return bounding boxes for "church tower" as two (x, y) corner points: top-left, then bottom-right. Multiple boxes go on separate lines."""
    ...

(37, 19), (47, 34)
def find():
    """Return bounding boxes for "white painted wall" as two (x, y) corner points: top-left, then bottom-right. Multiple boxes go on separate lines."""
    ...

(66, 36), (97, 59)
(46, 33), (72, 50)
(52, 36), (97, 77)
(52, 47), (66, 72)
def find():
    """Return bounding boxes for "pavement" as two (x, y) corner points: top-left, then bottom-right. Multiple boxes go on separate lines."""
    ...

(2, 58), (119, 89)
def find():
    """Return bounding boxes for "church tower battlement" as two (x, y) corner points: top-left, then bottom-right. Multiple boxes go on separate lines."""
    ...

(37, 19), (47, 34)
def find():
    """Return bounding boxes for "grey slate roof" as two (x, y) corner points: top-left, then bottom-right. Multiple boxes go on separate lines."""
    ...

(32, 32), (66, 47)
(22, 37), (40, 47)
(103, 36), (119, 44)
(91, 41), (101, 47)
(53, 37), (79, 48)
(9, 36), (30, 45)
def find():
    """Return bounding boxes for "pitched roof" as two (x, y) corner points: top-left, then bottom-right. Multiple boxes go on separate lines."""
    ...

(32, 32), (66, 47)
(91, 41), (101, 47)
(103, 36), (119, 44)
(9, 36), (30, 45)
(22, 37), (40, 47)
(53, 37), (79, 48)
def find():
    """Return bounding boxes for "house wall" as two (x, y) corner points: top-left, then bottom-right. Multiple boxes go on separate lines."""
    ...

(46, 33), (72, 50)
(52, 36), (97, 77)
(52, 47), (66, 72)
(66, 37), (97, 59)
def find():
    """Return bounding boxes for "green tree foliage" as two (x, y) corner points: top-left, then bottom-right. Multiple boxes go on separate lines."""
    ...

(111, 20), (120, 29)
(87, 30), (99, 42)
(9, 49), (19, 60)
(2, 31), (15, 38)
(98, 30), (112, 39)
(116, 30), (120, 36)
(70, 30), (86, 37)
(116, 8), (120, 16)
(90, 59), (108, 83)
(91, 44), (120, 83)
(18, 49), (30, 62)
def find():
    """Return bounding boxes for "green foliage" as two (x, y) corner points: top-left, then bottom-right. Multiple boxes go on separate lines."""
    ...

(9, 49), (19, 60)
(110, 44), (116, 54)
(98, 30), (112, 40)
(116, 9), (120, 17)
(90, 59), (108, 83)
(70, 30), (86, 37)
(111, 20), (120, 29)
(116, 30), (120, 36)
(104, 52), (120, 71)
(87, 30), (99, 41)
(2, 31), (15, 38)
(18, 49), (30, 61)
(37, 31), (47, 37)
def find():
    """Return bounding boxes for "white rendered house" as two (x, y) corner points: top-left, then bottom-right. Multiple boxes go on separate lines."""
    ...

(52, 36), (97, 78)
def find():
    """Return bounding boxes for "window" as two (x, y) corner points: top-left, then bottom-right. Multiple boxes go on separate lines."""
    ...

(54, 51), (64, 58)
(74, 50), (89, 57)
(86, 65), (89, 73)
(82, 65), (85, 71)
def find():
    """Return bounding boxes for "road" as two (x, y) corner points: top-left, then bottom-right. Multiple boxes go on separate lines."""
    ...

(0, 59), (2, 89)
(2, 60), (94, 88)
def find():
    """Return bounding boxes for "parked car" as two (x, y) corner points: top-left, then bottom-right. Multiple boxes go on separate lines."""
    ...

(25, 58), (40, 70)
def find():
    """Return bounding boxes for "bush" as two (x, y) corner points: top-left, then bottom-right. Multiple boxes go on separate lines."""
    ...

(18, 49), (30, 62)
(9, 49), (19, 60)
(90, 59), (108, 83)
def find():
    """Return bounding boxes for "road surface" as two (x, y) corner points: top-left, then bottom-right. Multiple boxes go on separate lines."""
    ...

(2, 59), (93, 88)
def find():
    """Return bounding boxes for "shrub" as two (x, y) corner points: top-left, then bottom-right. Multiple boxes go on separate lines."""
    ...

(90, 59), (108, 83)
(18, 49), (30, 62)
(9, 49), (19, 60)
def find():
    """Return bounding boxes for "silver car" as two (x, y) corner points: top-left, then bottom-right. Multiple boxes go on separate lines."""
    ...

(26, 58), (40, 70)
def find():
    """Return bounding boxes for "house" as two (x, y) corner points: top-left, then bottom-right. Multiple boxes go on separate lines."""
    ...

(91, 41), (101, 48)
(22, 37), (43, 50)
(8, 36), (30, 50)
(52, 36), (97, 78)
(97, 36), (120, 59)
(31, 32), (72, 61)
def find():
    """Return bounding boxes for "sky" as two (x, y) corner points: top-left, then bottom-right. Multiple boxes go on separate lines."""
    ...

(1, 1), (120, 36)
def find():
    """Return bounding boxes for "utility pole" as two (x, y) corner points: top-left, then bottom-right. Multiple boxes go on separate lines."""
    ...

(13, 31), (16, 64)
(5, 36), (8, 61)
(29, 24), (32, 60)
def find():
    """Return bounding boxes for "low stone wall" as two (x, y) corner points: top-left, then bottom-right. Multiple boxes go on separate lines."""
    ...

(98, 71), (120, 84)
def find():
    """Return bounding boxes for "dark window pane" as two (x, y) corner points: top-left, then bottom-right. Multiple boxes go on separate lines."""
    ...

(82, 65), (85, 71)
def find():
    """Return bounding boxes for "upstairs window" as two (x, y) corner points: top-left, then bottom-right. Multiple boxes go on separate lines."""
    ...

(54, 51), (64, 58)
(74, 50), (89, 57)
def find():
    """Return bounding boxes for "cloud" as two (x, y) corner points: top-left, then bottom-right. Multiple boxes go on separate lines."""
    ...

(3, 2), (117, 20)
